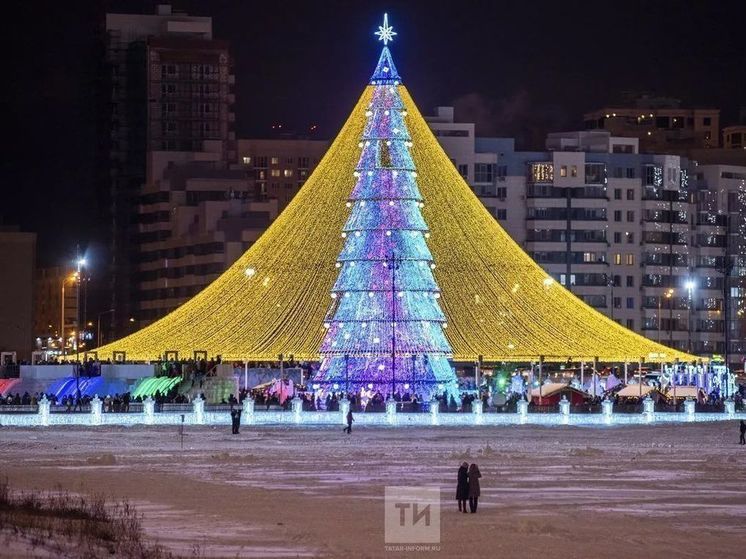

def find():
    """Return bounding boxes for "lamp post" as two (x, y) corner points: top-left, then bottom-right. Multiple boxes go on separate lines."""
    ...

(659, 288), (674, 344)
(388, 251), (400, 397)
(719, 258), (733, 371)
(73, 254), (87, 402)
(97, 309), (115, 348)
(685, 280), (695, 354)
(75, 255), (86, 356)
(668, 288), (675, 348)
(60, 272), (78, 356)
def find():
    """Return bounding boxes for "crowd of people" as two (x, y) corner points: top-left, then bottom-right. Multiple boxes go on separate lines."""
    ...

(2, 392), (43, 406)
(242, 387), (483, 413)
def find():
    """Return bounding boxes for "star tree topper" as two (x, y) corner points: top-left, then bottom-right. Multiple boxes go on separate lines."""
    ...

(375, 13), (397, 45)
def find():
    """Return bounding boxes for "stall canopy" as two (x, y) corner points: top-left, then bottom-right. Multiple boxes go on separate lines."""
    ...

(665, 386), (705, 401)
(531, 383), (587, 406)
(616, 384), (657, 398)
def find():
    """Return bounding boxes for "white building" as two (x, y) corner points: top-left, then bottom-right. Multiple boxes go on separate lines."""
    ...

(425, 107), (746, 369)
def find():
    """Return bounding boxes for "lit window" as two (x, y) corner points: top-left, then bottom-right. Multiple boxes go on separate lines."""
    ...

(626, 254), (635, 266)
(530, 163), (554, 183)
(283, 169), (293, 178)
(242, 156), (251, 165)
(560, 166), (567, 178)
(270, 169), (280, 177)
(614, 253), (622, 265)
(271, 157), (279, 165)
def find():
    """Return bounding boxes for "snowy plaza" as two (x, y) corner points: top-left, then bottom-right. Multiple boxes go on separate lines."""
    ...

(2, 422), (745, 558)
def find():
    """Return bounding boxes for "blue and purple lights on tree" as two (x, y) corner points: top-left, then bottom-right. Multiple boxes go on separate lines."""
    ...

(314, 36), (458, 397)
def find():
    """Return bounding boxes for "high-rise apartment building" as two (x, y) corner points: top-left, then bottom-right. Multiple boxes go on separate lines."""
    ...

(104, 5), (232, 336)
(583, 96), (719, 154)
(425, 108), (746, 370)
(102, 6), (333, 332)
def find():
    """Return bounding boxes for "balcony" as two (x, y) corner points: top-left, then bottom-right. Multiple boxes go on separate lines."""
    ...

(642, 231), (688, 245)
(526, 209), (607, 221)
(526, 230), (607, 244)
(526, 185), (608, 199)
(642, 189), (689, 202)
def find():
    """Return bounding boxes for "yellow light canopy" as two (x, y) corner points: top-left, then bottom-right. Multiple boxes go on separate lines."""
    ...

(94, 86), (695, 364)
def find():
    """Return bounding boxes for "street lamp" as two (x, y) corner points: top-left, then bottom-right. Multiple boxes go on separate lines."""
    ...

(685, 280), (696, 354)
(60, 272), (78, 356)
(659, 288), (674, 344)
(76, 256), (89, 354)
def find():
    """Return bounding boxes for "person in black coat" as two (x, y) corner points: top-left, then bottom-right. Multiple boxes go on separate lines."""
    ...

(456, 462), (469, 513)
(230, 408), (241, 435)
(344, 409), (354, 434)
(468, 463), (482, 513)
(740, 420), (746, 445)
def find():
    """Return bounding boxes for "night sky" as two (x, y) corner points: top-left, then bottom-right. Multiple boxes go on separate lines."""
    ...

(2, 0), (744, 269)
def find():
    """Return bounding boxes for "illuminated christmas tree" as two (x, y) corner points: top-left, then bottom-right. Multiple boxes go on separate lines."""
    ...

(314, 15), (456, 396)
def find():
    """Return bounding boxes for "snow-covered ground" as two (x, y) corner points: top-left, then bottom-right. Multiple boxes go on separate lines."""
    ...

(1, 422), (745, 558)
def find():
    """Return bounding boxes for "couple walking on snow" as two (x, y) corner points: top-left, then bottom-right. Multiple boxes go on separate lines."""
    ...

(456, 462), (481, 513)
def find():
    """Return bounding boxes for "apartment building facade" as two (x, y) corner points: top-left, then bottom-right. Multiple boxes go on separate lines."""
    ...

(236, 139), (329, 210)
(583, 96), (719, 154)
(104, 5), (234, 336)
(134, 151), (277, 327)
(133, 137), (328, 328)
(425, 109), (745, 370)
